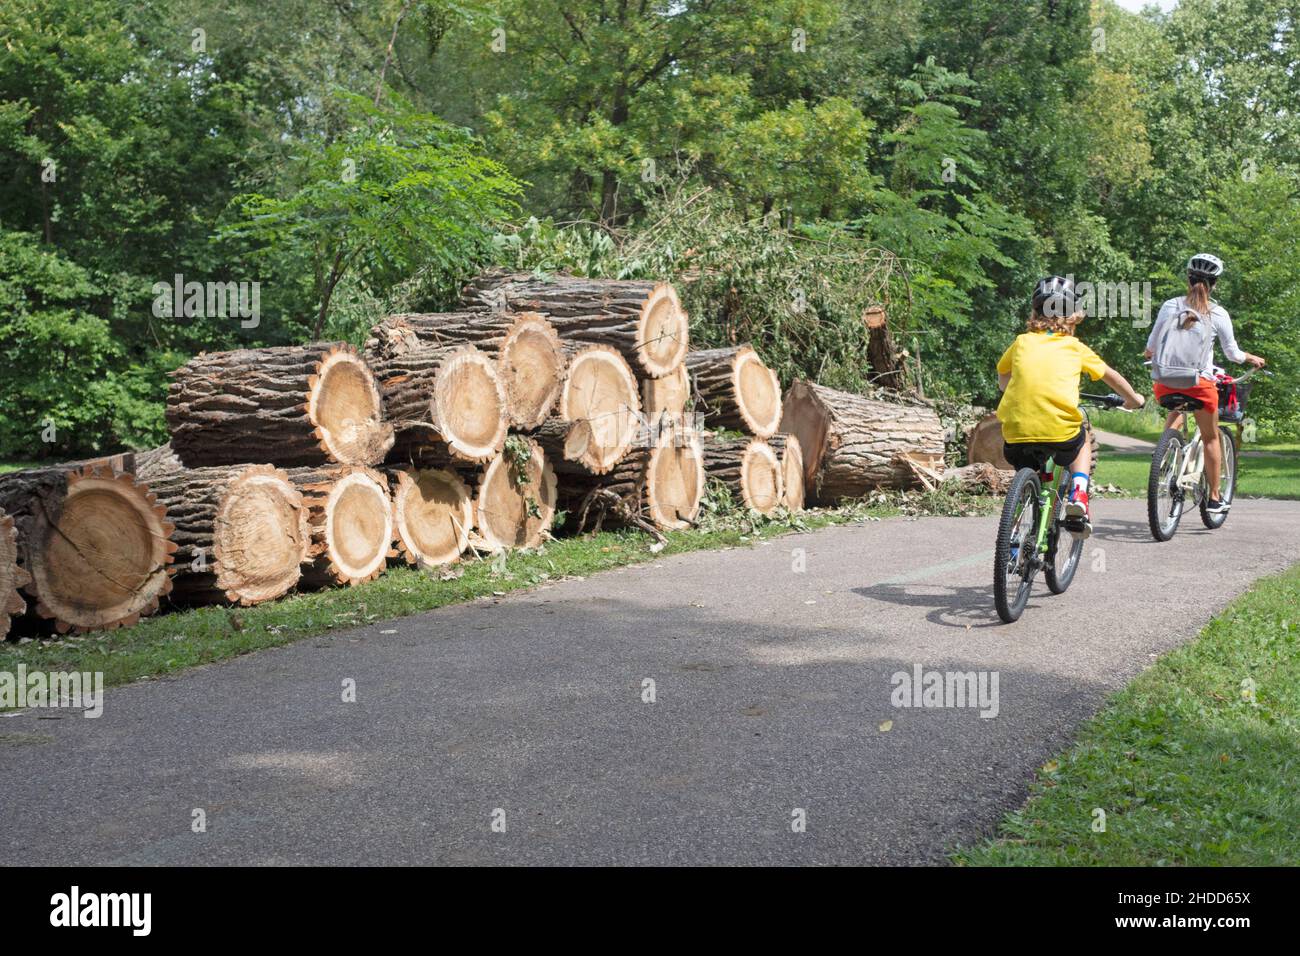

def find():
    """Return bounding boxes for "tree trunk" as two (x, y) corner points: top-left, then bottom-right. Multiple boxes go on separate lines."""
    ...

(461, 271), (689, 378)
(367, 311), (565, 430)
(367, 341), (507, 464)
(685, 346), (782, 438)
(863, 305), (908, 390)
(0, 463), (175, 633)
(167, 343), (394, 467)
(966, 413), (1098, 477)
(389, 467), (473, 568)
(145, 464), (310, 606)
(766, 433), (806, 511)
(472, 439), (557, 551)
(0, 509), (31, 638)
(779, 380), (946, 502)
(132, 442), (183, 482)
(699, 434), (784, 515)
(534, 345), (642, 475)
(287, 466), (394, 587)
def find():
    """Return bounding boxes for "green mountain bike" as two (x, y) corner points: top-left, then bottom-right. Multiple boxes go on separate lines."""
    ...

(993, 394), (1125, 624)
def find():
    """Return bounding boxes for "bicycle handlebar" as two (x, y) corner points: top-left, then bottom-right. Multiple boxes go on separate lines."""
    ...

(1080, 392), (1126, 408)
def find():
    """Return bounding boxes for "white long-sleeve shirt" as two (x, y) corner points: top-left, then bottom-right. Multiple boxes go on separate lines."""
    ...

(1146, 296), (1246, 380)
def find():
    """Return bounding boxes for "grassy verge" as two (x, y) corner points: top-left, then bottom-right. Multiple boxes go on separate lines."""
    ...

(0, 485), (998, 696)
(955, 561), (1300, 866)
(1093, 448), (1300, 500)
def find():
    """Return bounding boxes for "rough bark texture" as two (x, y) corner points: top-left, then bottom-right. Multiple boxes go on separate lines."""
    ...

(389, 467), (473, 568)
(368, 342), (507, 464)
(863, 306), (908, 390)
(132, 442), (183, 482)
(145, 464), (310, 606)
(0, 464), (175, 633)
(473, 439), (557, 551)
(367, 311), (565, 430)
(461, 270), (689, 378)
(535, 345), (642, 475)
(685, 346), (782, 438)
(167, 343), (394, 467)
(779, 380), (947, 503)
(699, 434), (784, 515)
(0, 509), (30, 638)
(766, 433), (806, 511)
(287, 465), (394, 587)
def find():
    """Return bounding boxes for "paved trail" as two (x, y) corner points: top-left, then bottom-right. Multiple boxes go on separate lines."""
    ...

(4, 498), (1299, 866)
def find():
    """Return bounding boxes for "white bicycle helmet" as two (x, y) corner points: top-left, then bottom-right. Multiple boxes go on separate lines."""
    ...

(1187, 253), (1224, 282)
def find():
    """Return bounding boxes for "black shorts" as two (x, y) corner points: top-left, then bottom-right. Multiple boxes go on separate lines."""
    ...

(1003, 425), (1087, 474)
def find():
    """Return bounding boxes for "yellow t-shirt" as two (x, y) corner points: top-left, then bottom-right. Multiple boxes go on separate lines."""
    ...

(996, 332), (1107, 443)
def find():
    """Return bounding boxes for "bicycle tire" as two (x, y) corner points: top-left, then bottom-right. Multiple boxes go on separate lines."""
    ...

(1199, 425), (1238, 529)
(1148, 428), (1186, 542)
(994, 468), (1041, 623)
(1045, 475), (1083, 594)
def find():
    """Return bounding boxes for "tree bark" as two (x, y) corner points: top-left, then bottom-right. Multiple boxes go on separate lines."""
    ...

(685, 345), (782, 438)
(862, 305), (908, 390)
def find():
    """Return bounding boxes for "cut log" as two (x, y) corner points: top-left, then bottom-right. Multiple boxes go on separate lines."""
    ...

(461, 271), (689, 378)
(0, 509), (30, 638)
(767, 433), (806, 511)
(473, 439), (557, 551)
(779, 380), (946, 502)
(167, 343), (394, 467)
(367, 312), (563, 431)
(536, 345), (642, 475)
(699, 434), (784, 515)
(685, 346), (782, 438)
(370, 342), (507, 464)
(0, 464), (175, 633)
(132, 442), (183, 482)
(288, 466), (394, 587)
(389, 468), (473, 568)
(145, 464), (310, 606)
(966, 413), (1098, 477)
(642, 362), (691, 421)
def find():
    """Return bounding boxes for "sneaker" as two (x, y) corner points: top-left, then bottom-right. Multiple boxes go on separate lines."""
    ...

(1205, 498), (1230, 516)
(1064, 489), (1093, 539)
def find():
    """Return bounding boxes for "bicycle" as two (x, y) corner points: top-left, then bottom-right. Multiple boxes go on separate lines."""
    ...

(993, 393), (1126, 624)
(1146, 366), (1272, 541)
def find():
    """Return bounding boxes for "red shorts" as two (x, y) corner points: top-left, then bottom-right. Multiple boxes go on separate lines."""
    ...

(1154, 378), (1218, 413)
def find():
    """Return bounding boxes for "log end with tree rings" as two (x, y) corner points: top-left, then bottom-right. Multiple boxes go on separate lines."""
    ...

(773, 434), (806, 511)
(433, 346), (509, 462)
(740, 439), (784, 515)
(475, 439), (557, 551)
(496, 312), (566, 429)
(0, 510), (30, 638)
(321, 467), (394, 585)
(28, 467), (176, 633)
(307, 345), (395, 465)
(642, 362), (691, 421)
(558, 345), (642, 474)
(637, 282), (690, 377)
(644, 425), (705, 530)
(391, 468), (473, 568)
(778, 380), (831, 485)
(212, 466), (310, 604)
(733, 346), (782, 438)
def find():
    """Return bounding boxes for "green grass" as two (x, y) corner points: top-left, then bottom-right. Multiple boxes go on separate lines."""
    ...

(1093, 448), (1300, 500)
(0, 461), (42, 475)
(0, 486), (997, 697)
(955, 561), (1300, 866)
(1089, 407), (1168, 444)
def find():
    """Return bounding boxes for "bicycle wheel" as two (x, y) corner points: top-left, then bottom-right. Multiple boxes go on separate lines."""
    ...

(994, 469), (1041, 623)
(1045, 476), (1083, 594)
(1147, 429), (1186, 541)
(1200, 425), (1238, 529)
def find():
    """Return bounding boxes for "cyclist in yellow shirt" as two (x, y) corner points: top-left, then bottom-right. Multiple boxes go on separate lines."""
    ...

(997, 276), (1145, 537)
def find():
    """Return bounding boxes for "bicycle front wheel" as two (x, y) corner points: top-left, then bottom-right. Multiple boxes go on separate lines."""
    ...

(1148, 429), (1186, 541)
(1200, 425), (1238, 529)
(994, 469), (1041, 623)
(1045, 475), (1083, 594)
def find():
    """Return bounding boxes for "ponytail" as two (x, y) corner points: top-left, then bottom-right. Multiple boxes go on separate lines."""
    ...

(1182, 277), (1212, 329)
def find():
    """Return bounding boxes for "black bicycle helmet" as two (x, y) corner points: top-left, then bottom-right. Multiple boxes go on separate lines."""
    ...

(1187, 253), (1224, 283)
(1032, 275), (1076, 318)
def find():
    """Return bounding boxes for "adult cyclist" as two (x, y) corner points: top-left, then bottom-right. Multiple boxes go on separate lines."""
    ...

(1144, 253), (1266, 517)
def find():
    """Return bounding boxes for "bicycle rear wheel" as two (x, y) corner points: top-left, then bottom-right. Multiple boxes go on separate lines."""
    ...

(1200, 425), (1238, 529)
(1147, 429), (1185, 541)
(994, 469), (1041, 623)
(1045, 476), (1083, 594)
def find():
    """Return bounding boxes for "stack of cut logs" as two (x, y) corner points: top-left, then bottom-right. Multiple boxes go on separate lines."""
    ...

(0, 271), (947, 637)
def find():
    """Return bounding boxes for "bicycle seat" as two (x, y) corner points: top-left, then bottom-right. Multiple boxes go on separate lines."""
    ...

(1158, 393), (1203, 411)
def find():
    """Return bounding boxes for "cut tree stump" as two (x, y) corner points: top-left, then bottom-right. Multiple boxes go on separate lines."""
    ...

(0, 464), (175, 633)
(642, 362), (691, 421)
(700, 434), (784, 515)
(288, 466), (394, 587)
(536, 345), (642, 475)
(367, 312), (563, 431)
(0, 509), (30, 638)
(461, 271), (689, 378)
(146, 464), (310, 606)
(369, 341), (507, 464)
(863, 305), (908, 390)
(389, 468), (473, 568)
(167, 344), (394, 467)
(473, 439), (557, 551)
(767, 434), (806, 511)
(685, 346), (782, 438)
(779, 380), (946, 502)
